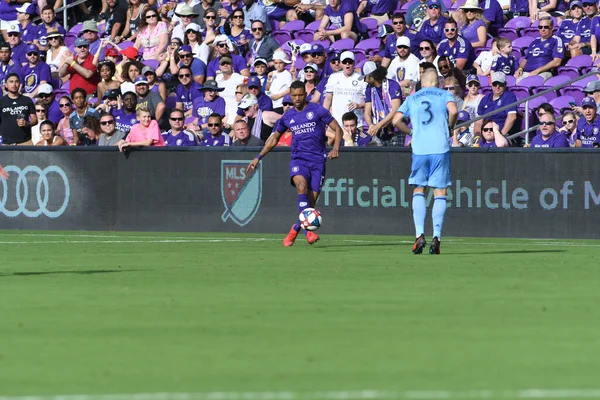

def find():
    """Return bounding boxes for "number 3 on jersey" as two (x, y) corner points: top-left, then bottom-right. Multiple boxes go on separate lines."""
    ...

(421, 101), (432, 125)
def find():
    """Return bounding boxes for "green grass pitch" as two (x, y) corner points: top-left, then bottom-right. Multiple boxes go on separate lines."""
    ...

(1, 231), (600, 400)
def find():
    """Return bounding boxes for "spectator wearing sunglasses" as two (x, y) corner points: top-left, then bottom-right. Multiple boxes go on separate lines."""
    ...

(98, 112), (126, 146)
(191, 79), (226, 132)
(31, 104), (48, 145)
(20, 44), (51, 99)
(0, 42), (19, 89)
(456, 0), (487, 48)
(386, 36), (420, 95)
(476, 119), (509, 148)
(569, 1), (595, 57)
(216, 55), (245, 127)
(575, 96), (600, 148)
(381, 13), (417, 69)
(247, 19), (280, 65)
(56, 95), (75, 144)
(171, 5), (200, 43)
(59, 38), (100, 96)
(406, 0), (448, 30)
(184, 23), (210, 64)
(36, 83), (63, 124)
(476, 72), (518, 137)
(175, 66), (201, 116)
(192, 2), (222, 30)
(6, 24), (28, 67)
(229, 9), (252, 56)
(443, 77), (463, 110)
(200, 113), (231, 146)
(528, 112), (569, 148)
(162, 109), (198, 146)
(417, 0), (448, 45)
(134, 8), (169, 61)
(515, 16), (564, 82)
(206, 35), (250, 80)
(462, 74), (484, 132)
(558, 111), (579, 147)
(559, 2), (583, 55)
(169, 45), (206, 85)
(437, 19), (474, 72)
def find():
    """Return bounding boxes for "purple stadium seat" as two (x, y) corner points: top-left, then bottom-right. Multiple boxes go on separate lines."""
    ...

(510, 86), (530, 100)
(361, 18), (378, 31)
(531, 17), (557, 27)
(351, 49), (366, 64)
(497, 28), (518, 41)
(450, 0), (466, 10)
(312, 39), (330, 48)
(305, 20), (322, 31)
(566, 54), (593, 69)
(270, 19), (279, 32)
(550, 95), (576, 113)
(477, 75), (489, 87)
(518, 75), (545, 89)
(295, 58), (306, 70)
(513, 37), (535, 55)
(68, 22), (83, 35)
(400, 0), (417, 12)
(505, 75), (517, 87)
(272, 31), (292, 46)
(281, 20), (305, 32)
(560, 86), (585, 104)
(294, 30), (314, 43)
(143, 59), (159, 70)
(331, 38), (355, 50)
(166, 94), (177, 110)
(521, 27), (541, 38)
(442, 0), (452, 8)
(504, 16), (531, 30)
(281, 39), (304, 53)
(532, 75), (571, 98)
(355, 59), (367, 71)
(64, 33), (77, 48)
(555, 67), (579, 80)
(572, 75), (597, 87)
(119, 41), (135, 50)
(356, 38), (381, 52)
(481, 86), (492, 96)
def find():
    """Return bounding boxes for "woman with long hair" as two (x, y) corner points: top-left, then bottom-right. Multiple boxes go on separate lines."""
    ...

(117, 0), (147, 43)
(462, 74), (484, 132)
(35, 120), (66, 146)
(81, 116), (102, 145)
(121, 60), (144, 82)
(418, 40), (439, 73)
(97, 61), (121, 101)
(56, 96), (75, 145)
(228, 9), (251, 55)
(31, 103), (48, 145)
(134, 7), (169, 61)
(456, 1), (488, 48)
(46, 30), (69, 78)
(476, 119), (509, 148)
(202, 7), (218, 46)
(184, 23), (210, 64)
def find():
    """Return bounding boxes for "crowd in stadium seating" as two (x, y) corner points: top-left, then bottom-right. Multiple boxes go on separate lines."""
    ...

(0, 0), (599, 148)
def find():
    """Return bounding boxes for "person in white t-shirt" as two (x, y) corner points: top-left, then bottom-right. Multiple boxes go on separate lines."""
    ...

(323, 51), (367, 128)
(473, 37), (499, 77)
(265, 50), (293, 113)
(386, 36), (420, 96)
(215, 55), (245, 128)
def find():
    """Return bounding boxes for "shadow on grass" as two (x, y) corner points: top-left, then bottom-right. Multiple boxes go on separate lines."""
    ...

(457, 249), (568, 255)
(0, 269), (141, 277)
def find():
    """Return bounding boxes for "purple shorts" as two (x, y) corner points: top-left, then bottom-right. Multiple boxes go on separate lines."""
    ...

(289, 159), (326, 193)
(266, 5), (290, 19)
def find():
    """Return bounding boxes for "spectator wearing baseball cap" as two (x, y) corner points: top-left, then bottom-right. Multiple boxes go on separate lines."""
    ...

(36, 83), (63, 124)
(215, 55), (246, 128)
(20, 44), (52, 98)
(182, 23), (210, 64)
(6, 23), (28, 66)
(15, 2), (36, 44)
(405, 0), (448, 30)
(451, 110), (476, 147)
(248, 19), (280, 64)
(142, 66), (166, 102)
(59, 37), (100, 96)
(206, 35), (250, 80)
(380, 13), (417, 69)
(119, 46), (139, 61)
(315, 0), (365, 44)
(476, 71), (518, 136)
(576, 96), (600, 148)
(0, 42), (20, 86)
(34, 6), (66, 51)
(302, 63), (320, 103)
(235, 75), (273, 117)
(190, 79), (227, 132)
(387, 36), (420, 95)
(252, 57), (268, 89)
(463, 74), (484, 132)
(174, 44), (206, 85)
(135, 75), (166, 123)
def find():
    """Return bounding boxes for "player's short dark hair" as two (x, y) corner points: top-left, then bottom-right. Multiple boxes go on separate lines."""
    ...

(71, 87), (87, 98)
(99, 112), (114, 121)
(391, 12), (405, 21)
(207, 113), (222, 121)
(290, 80), (306, 92)
(5, 72), (20, 82)
(445, 18), (457, 27)
(342, 112), (358, 123)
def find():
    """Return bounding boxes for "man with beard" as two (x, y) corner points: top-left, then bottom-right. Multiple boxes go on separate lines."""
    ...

(112, 90), (139, 134)
(0, 73), (36, 144)
(135, 76), (165, 122)
(33, 6), (66, 51)
(36, 83), (63, 124)
(20, 44), (52, 98)
(0, 42), (19, 89)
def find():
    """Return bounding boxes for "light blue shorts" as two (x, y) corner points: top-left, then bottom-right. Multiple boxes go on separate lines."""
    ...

(409, 153), (451, 189)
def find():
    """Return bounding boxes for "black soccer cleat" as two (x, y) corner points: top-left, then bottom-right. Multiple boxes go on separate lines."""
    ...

(412, 234), (426, 254)
(429, 236), (441, 255)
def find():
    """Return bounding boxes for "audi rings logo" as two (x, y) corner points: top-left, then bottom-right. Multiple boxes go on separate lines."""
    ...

(0, 166), (70, 218)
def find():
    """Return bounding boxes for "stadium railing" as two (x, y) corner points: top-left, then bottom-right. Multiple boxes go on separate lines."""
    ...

(456, 68), (600, 145)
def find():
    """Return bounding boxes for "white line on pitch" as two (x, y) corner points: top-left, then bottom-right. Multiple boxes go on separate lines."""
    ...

(3, 389), (600, 400)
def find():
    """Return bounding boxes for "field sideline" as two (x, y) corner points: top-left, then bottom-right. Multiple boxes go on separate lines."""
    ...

(0, 231), (599, 400)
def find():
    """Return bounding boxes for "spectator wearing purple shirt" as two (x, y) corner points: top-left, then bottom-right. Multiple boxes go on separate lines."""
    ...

(559, 2), (583, 50)
(363, 65), (402, 142)
(477, 72), (518, 136)
(315, 0), (364, 44)
(7, 24), (28, 66)
(206, 35), (250, 80)
(34, 6), (66, 51)
(37, 83), (63, 124)
(570, 1), (595, 57)
(357, 0), (396, 24)
(515, 16), (564, 82)
(491, 38), (517, 76)
(0, 1), (19, 28)
(457, 0), (488, 48)
(112, 91), (139, 134)
(175, 66), (201, 116)
(342, 111), (380, 147)
(509, 0), (530, 16)
(162, 109), (198, 146)
(380, 13), (417, 68)
(477, 119), (510, 147)
(479, 0), (502, 37)
(174, 45), (207, 85)
(575, 96), (600, 148)
(417, 0), (447, 45)
(437, 19), (475, 71)
(200, 113), (231, 146)
(20, 45), (51, 98)
(0, 42), (20, 87)
(191, 79), (226, 129)
(15, 2), (36, 44)
(529, 113), (569, 148)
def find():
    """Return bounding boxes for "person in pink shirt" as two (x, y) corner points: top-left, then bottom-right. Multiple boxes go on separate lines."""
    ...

(117, 106), (165, 151)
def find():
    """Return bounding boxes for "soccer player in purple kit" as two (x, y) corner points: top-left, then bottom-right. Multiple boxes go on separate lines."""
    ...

(247, 80), (342, 246)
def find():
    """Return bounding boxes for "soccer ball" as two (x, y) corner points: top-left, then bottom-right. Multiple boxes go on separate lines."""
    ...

(299, 208), (322, 231)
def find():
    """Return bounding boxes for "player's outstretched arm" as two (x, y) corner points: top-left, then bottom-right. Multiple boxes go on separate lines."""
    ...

(447, 101), (458, 131)
(246, 130), (284, 172)
(327, 118), (342, 160)
(0, 165), (8, 180)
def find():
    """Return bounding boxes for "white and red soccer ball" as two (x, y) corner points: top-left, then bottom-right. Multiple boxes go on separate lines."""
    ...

(299, 208), (322, 231)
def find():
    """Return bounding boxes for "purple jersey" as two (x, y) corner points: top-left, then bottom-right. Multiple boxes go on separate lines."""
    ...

(510, 0), (529, 13)
(576, 117), (600, 148)
(275, 102), (334, 163)
(112, 109), (138, 134)
(576, 17), (592, 43)
(383, 32), (418, 59)
(592, 16), (600, 43)
(530, 131), (569, 148)
(364, 78), (402, 103)
(557, 19), (578, 45)
(343, 130), (374, 146)
(200, 133), (231, 146)
(325, 2), (364, 34)
(419, 16), (447, 44)
(363, 0), (396, 15)
(477, 90), (518, 131)
(207, 54), (247, 78)
(479, 140), (497, 147)
(459, 19), (486, 44)
(175, 81), (201, 112)
(20, 62), (52, 94)
(0, 1), (18, 20)
(491, 54), (517, 75)
(162, 130), (198, 146)
(224, 1), (243, 13)
(480, 0), (503, 36)
(437, 36), (474, 69)
(36, 22), (66, 48)
(12, 41), (28, 66)
(21, 21), (37, 44)
(0, 62), (20, 87)
(524, 36), (565, 72)
(47, 100), (63, 124)
(192, 95), (226, 125)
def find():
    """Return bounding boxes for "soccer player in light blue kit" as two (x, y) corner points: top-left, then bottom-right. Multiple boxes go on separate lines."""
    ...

(247, 80), (343, 246)
(394, 69), (458, 254)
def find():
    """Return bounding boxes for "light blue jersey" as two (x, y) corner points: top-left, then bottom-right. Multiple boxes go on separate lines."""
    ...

(399, 87), (454, 155)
